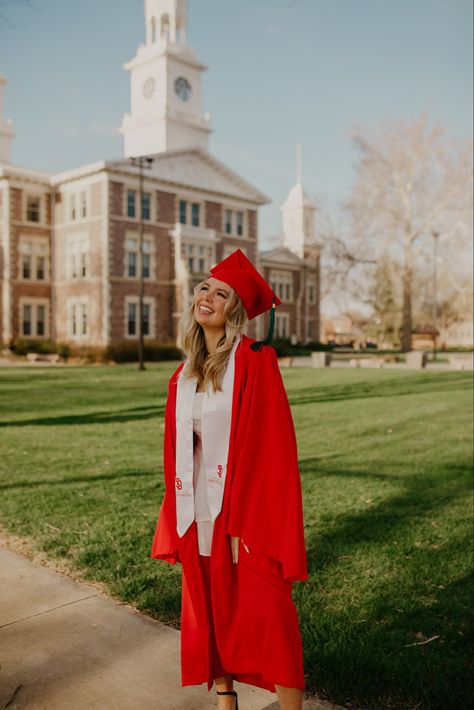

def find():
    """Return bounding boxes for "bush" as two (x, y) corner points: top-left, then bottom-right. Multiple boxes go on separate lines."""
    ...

(12, 338), (57, 356)
(105, 340), (183, 363)
(270, 339), (333, 357)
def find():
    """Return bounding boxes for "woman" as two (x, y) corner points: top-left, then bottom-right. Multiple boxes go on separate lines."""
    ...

(151, 248), (307, 710)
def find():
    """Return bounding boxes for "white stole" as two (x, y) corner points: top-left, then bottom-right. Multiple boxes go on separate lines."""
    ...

(175, 333), (241, 538)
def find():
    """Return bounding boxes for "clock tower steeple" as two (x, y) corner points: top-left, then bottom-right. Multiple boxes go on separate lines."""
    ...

(121, 0), (211, 157)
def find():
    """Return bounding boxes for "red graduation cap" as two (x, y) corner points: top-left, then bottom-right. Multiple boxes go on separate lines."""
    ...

(209, 248), (281, 351)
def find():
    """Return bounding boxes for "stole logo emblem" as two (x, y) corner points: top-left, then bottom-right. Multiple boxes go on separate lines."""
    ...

(175, 477), (183, 491)
(217, 465), (223, 478)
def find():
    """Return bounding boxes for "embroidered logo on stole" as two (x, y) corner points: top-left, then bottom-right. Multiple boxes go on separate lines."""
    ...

(175, 333), (241, 537)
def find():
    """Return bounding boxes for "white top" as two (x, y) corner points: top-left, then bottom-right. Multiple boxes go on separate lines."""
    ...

(192, 392), (214, 556)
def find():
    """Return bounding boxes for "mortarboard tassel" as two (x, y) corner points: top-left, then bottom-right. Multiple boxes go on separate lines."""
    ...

(250, 297), (277, 352)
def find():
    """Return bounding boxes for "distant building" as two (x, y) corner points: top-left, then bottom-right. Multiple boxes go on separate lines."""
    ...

(439, 320), (473, 349)
(0, 0), (320, 350)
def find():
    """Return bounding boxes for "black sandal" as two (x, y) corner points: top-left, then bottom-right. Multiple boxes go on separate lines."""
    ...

(216, 689), (239, 709)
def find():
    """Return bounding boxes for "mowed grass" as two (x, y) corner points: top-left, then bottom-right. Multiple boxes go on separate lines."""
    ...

(0, 363), (472, 710)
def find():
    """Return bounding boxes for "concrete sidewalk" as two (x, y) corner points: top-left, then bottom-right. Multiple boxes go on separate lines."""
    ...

(0, 545), (340, 710)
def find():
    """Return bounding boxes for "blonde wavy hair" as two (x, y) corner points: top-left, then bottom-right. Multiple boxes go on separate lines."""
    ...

(178, 278), (247, 393)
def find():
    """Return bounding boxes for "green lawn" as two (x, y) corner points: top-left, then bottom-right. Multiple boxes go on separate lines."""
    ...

(0, 364), (472, 710)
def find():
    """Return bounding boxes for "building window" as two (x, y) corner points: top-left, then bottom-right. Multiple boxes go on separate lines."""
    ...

(26, 196), (41, 223)
(191, 203), (200, 227)
(19, 239), (49, 281)
(126, 191), (152, 220)
(37, 305), (45, 336)
(275, 313), (290, 339)
(22, 304), (32, 336)
(181, 242), (209, 274)
(22, 255), (32, 279)
(225, 210), (232, 235)
(126, 236), (153, 279)
(223, 208), (245, 237)
(80, 303), (87, 335)
(142, 192), (151, 220)
(127, 302), (136, 336)
(68, 299), (88, 338)
(80, 191), (87, 218)
(179, 200), (202, 227)
(236, 211), (244, 236)
(143, 253), (150, 278)
(307, 278), (316, 305)
(68, 237), (89, 280)
(36, 256), (45, 280)
(179, 200), (187, 225)
(128, 251), (137, 277)
(20, 300), (49, 337)
(127, 190), (136, 218)
(126, 299), (154, 338)
(142, 303), (150, 336)
(70, 194), (77, 221)
(270, 270), (293, 303)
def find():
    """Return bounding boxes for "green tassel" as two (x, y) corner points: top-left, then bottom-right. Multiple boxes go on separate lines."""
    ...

(250, 298), (277, 352)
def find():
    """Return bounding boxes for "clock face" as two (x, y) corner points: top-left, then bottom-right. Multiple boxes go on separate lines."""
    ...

(143, 77), (155, 100)
(174, 76), (192, 101)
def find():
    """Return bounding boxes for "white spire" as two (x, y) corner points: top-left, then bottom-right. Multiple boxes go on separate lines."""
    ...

(296, 143), (302, 184)
(281, 144), (317, 258)
(0, 75), (14, 164)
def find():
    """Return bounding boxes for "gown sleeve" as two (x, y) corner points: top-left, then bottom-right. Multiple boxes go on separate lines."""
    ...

(150, 365), (183, 564)
(225, 345), (308, 582)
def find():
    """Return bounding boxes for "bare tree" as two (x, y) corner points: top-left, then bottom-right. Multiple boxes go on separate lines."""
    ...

(336, 113), (472, 351)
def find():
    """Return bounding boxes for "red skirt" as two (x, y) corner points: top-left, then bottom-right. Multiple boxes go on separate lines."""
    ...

(180, 519), (305, 693)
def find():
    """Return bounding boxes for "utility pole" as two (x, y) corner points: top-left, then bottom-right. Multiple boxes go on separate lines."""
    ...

(131, 156), (153, 371)
(432, 230), (439, 361)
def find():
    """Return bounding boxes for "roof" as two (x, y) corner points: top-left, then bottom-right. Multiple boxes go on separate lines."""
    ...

(50, 149), (270, 205)
(259, 246), (304, 267)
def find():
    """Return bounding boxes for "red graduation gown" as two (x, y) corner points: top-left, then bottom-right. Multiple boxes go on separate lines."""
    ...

(151, 334), (307, 693)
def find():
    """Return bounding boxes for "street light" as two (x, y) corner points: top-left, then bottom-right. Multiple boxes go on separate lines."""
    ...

(130, 156), (153, 371)
(431, 230), (439, 361)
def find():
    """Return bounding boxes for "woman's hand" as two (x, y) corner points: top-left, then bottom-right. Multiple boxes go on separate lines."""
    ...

(230, 536), (250, 563)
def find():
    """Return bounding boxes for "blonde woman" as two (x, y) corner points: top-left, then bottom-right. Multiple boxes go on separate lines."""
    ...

(152, 249), (307, 710)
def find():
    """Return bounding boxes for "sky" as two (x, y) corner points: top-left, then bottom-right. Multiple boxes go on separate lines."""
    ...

(1, 0), (472, 249)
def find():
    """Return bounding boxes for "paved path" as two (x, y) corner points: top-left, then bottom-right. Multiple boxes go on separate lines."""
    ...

(0, 545), (342, 710)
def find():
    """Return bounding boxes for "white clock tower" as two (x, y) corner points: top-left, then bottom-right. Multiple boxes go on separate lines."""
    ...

(121, 0), (212, 157)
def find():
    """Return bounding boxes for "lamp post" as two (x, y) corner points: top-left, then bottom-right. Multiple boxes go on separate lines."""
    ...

(431, 230), (439, 361)
(130, 156), (153, 371)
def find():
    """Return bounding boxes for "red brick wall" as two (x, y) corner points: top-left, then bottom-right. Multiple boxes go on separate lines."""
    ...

(8, 186), (53, 342)
(157, 190), (175, 223)
(205, 201), (222, 231)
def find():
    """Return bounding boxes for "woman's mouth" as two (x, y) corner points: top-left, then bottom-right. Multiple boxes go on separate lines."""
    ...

(198, 305), (214, 315)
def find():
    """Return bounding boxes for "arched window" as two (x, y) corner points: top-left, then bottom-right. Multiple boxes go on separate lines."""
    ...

(161, 13), (170, 39)
(150, 16), (156, 43)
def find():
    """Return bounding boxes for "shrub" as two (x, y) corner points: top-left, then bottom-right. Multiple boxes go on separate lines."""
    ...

(12, 338), (57, 355)
(104, 340), (182, 363)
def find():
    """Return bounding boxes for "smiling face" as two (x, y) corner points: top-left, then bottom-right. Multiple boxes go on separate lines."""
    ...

(194, 277), (231, 329)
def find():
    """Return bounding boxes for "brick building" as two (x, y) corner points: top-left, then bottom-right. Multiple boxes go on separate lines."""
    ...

(0, 0), (320, 351)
